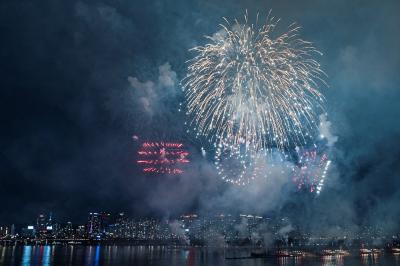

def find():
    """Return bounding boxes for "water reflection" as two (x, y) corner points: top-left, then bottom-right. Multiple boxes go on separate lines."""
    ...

(43, 246), (51, 265)
(277, 256), (290, 266)
(360, 253), (384, 266)
(394, 253), (400, 265)
(0, 245), (397, 266)
(186, 248), (196, 266)
(21, 246), (32, 266)
(69, 245), (74, 266)
(321, 255), (344, 266)
(0, 245), (6, 264)
(94, 246), (100, 266)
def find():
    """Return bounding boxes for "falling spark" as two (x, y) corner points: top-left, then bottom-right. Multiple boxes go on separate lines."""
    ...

(215, 138), (289, 186)
(183, 11), (326, 152)
(291, 148), (329, 194)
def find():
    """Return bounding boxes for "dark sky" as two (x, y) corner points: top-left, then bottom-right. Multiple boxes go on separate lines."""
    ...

(1, 0), (399, 230)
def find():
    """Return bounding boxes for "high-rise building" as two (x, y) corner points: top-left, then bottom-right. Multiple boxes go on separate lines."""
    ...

(101, 212), (111, 235)
(10, 224), (15, 237)
(0, 226), (9, 237)
(86, 212), (111, 239)
(87, 213), (101, 238)
(113, 213), (129, 238)
(76, 225), (86, 238)
(35, 213), (54, 238)
(37, 214), (47, 233)
(66, 222), (73, 237)
(21, 225), (36, 238)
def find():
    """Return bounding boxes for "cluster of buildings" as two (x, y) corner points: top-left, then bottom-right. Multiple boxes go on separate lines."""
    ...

(0, 213), (398, 248)
(0, 212), (295, 244)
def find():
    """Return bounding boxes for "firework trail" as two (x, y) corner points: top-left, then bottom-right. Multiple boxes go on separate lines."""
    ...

(183, 11), (326, 152)
(291, 148), (330, 194)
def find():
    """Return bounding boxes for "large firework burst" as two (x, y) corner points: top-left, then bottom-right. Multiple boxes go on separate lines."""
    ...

(183, 12), (326, 152)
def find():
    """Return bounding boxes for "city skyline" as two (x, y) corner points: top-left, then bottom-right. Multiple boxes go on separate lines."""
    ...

(0, 0), (399, 246)
(2, 211), (398, 248)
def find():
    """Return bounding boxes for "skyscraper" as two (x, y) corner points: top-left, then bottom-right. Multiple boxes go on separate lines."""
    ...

(37, 214), (47, 233)
(36, 213), (54, 238)
(86, 212), (111, 239)
(87, 213), (101, 238)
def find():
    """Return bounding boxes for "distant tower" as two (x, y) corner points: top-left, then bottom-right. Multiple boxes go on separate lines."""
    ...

(47, 212), (54, 232)
(37, 213), (47, 237)
(10, 224), (15, 236)
(87, 212), (110, 239)
(101, 212), (111, 234)
(87, 213), (102, 238)
(115, 212), (127, 238)
(66, 222), (73, 238)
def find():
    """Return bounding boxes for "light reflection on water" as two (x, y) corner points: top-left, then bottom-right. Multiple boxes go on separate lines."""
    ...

(21, 245), (31, 265)
(0, 245), (398, 266)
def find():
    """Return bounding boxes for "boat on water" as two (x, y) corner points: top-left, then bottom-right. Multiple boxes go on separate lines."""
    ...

(388, 247), (400, 254)
(225, 249), (294, 260)
(226, 248), (350, 260)
(250, 249), (306, 258)
(318, 249), (350, 256)
(359, 248), (382, 255)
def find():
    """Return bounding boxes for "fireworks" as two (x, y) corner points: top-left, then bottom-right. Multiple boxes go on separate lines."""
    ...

(215, 139), (289, 186)
(183, 12), (326, 152)
(214, 140), (260, 186)
(137, 142), (190, 174)
(291, 148), (330, 194)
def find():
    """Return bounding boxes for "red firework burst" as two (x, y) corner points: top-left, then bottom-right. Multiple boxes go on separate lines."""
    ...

(137, 142), (190, 174)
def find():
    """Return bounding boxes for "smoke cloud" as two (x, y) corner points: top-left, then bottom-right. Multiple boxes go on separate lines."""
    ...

(128, 62), (177, 117)
(319, 114), (338, 147)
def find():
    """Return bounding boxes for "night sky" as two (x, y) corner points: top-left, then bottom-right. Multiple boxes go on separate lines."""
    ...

(1, 0), (399, 231)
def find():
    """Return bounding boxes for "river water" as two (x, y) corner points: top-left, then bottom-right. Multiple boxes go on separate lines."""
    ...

(0, 245), (399, 266)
